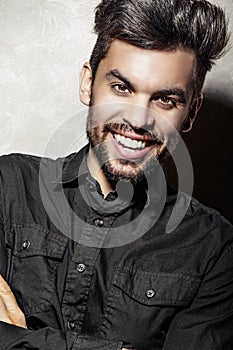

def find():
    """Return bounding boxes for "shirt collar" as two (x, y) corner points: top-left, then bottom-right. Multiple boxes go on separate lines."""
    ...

(52, 143), (167, 204)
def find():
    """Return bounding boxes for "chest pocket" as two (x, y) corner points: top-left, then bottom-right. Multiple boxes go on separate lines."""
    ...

(113, 266), (200, 306)
(100, 266), (201, 348)
(5, 223), (67, 315)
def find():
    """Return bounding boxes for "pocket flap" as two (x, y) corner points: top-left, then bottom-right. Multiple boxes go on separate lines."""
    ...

(113, 266), (200, 306)
(6, 223), (67, 259)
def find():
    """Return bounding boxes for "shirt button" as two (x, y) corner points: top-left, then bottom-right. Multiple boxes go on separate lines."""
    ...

(76, 263), (86, 273)
(94, 218), (104, 227)
(22, 240), (30, 250)
(67, 321), (75, 330)
(146, 289), (156, 298)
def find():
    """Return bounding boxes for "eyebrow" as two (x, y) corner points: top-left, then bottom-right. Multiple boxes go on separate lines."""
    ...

(105, 69), (136, 92)
(105, 69), (187, 104)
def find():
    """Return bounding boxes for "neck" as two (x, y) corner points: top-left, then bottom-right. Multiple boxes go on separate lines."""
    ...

(87, 146), (113, 198)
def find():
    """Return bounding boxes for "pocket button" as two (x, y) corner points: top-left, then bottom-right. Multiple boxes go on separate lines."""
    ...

(76, 263), (86, 273)
(146, 289), (156, 298)
(22, 240), (30, 250)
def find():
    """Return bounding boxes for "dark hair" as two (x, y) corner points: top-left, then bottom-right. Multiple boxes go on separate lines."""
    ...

(90, 0), (230, 96)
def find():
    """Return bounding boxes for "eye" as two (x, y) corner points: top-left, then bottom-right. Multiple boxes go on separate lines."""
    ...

(159, 96), (175, 105)
(111, 84), (130, 95)
(157, 96), (177, 109)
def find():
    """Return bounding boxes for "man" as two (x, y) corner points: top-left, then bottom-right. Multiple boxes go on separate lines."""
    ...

(0, 0), (232, 349)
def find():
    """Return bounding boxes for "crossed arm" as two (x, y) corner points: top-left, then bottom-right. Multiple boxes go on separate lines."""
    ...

(1, 245), (233, 350)
(0, 275), (27, 329)
(0, 275), (129, 349)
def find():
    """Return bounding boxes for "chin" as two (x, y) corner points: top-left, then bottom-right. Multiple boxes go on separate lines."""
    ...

(101, 149), (163, 185)
(101, 159), (146, 184)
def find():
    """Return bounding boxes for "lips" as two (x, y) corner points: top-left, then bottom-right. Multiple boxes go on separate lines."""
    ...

(110, 131), (156, 159)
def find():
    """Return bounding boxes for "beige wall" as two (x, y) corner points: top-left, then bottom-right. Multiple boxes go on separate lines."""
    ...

(0, 0), (99, 156)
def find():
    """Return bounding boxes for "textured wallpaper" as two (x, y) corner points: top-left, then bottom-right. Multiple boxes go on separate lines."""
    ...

(0, 0), (99, 156)
(0, 0), (232, 157)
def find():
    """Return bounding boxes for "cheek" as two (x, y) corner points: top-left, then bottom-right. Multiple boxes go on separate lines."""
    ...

(92, 80), (128, 107)
(157, 112), (187, 135)
(92, 82), (112, 104)
(89, 103), (126, 128)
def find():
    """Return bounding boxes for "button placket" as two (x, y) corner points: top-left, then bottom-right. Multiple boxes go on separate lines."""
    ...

(61, 244), (101, 334)
(67, 321), (75, 330)
(94, 218), (104, 227)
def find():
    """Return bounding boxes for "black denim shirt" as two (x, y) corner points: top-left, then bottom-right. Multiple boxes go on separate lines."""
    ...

(0, 145), (233, 350)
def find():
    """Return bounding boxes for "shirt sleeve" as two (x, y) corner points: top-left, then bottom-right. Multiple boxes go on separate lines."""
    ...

(0, 219), (7, 278)
(0, 322), (122, 350)
(0, 323), (67, 350)
(162, 243), (233, 350)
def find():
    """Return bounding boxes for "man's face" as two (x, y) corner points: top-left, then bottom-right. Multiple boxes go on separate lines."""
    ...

(80, 39), (199, 184)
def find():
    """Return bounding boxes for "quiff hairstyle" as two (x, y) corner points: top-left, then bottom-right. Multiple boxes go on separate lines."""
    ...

(90, 0), (229, 97)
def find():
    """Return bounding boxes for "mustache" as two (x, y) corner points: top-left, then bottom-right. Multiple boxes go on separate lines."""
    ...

(103, 122), (164, 145)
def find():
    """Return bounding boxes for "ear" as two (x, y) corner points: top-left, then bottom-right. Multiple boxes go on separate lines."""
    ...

(182, 94), (203, 133)
(79, 62), (93, 106)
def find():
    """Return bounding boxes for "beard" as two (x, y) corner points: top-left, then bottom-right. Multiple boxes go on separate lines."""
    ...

(86, 107), (174, 185)
(88, 133), (160, 184)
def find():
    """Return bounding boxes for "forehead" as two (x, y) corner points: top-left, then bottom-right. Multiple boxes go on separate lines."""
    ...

(96, 39), (195, 92)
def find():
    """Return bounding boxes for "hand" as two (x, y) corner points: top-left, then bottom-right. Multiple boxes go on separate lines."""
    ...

(0, 274), (27, 328)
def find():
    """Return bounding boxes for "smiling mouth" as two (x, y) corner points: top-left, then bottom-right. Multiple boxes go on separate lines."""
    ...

(114, 133), (147, 149)
(112, 130), (159, 151)
(109, 130), (162, 160)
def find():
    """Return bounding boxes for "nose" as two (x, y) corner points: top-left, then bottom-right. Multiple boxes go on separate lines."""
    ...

(123, 97), (155, 131)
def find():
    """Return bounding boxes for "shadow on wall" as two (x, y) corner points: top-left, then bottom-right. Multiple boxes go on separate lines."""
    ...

(165, 92), (233, 224)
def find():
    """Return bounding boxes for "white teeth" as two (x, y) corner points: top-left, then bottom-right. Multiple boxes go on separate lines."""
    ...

(114, 134), (147, 150)
(138, 141), (142, 148)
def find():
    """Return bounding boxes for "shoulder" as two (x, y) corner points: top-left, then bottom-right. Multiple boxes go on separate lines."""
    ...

(0, 153), (51, 191)
(164, 188), (233, 251)
(0, 152), (70, 183)
(160, 191), (233, 277)
(0, 153), (69, 204)
(180, 192), (233, 255)
(0, 152), (41, 173)
(0, 152), (73, 228)
(167, 188), (232, 232)
(188, 194), (232, 232)
(0, 153), (41, 188)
